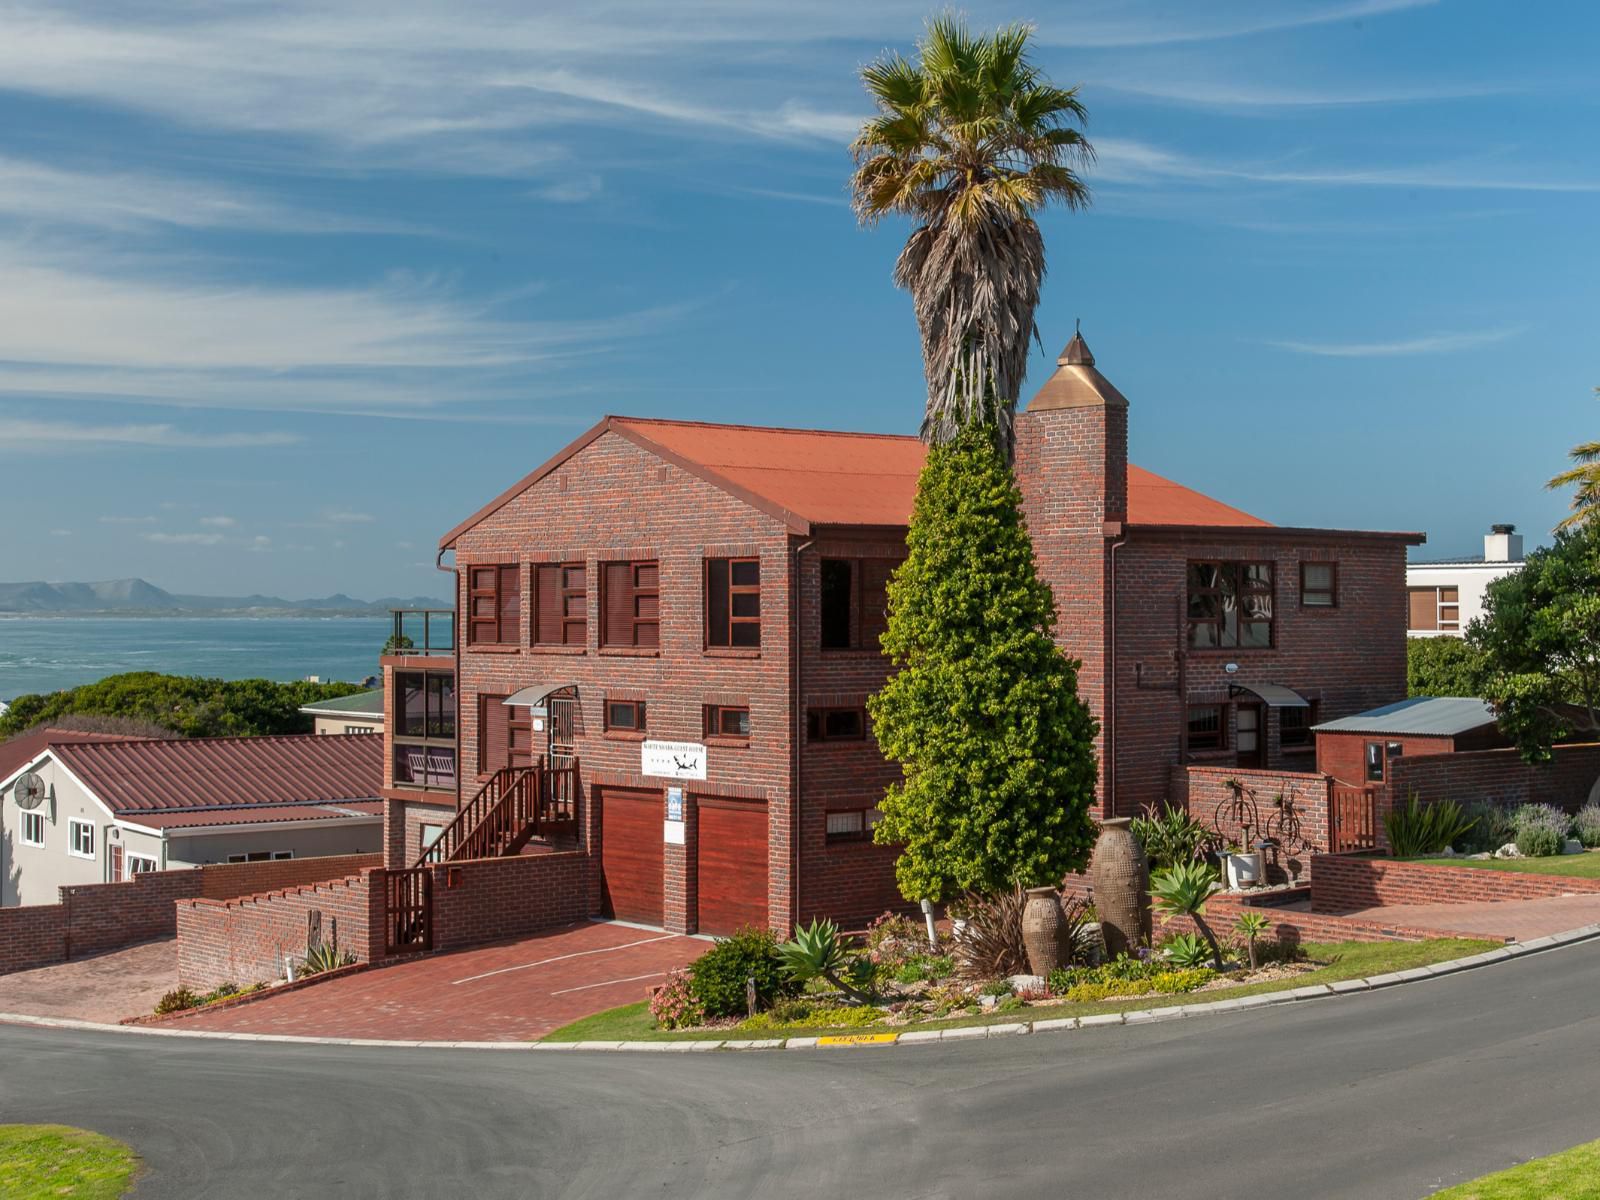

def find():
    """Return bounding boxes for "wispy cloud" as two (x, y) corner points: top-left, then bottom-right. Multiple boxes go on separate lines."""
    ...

(0, 418), (300, 449)
(49, 528), (72, 537)
(141, 531), (225, 546)
(532, 174), (603, 203)
(98, 514), (158, 525)
(198, 515), (237, 527)
(1266, 325), (1527, 358)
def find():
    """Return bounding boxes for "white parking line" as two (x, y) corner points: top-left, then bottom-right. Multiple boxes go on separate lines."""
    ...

(451, 934), (680, 986)
(549, 972), (668, 997)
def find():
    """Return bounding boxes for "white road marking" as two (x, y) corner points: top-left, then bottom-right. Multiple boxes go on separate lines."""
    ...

(450, 934), (680, 986)
(548, 972), (668, 997)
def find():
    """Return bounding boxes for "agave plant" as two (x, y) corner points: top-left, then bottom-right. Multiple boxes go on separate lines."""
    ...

(1164, 933), (1210, 970)
(1383, 794), (1477, 858)
(1150, 862), (1224, 969)
(776, 919), (876, 1005)
(1130, 803), (1211, 869)
(1235, 910), (1272, 971)
(301, 940), (356, 977)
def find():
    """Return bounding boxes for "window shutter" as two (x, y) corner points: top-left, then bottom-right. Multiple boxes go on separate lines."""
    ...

(468, 566), (500, 645)
(479, 695), (509, 774)
(603, 562), (631, 646)
(497, 565), (521, 643)
(706, 559), (730, 647)
(535, 564), (562, 644)
(633, 562), (659, 648)
(563, 565), (587, 645)
(1408, 589), (1436, 631)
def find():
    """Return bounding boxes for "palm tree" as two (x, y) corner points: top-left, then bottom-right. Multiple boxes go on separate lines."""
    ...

(1549, 389), (1600, 530)
(850, 15), (1093, 452)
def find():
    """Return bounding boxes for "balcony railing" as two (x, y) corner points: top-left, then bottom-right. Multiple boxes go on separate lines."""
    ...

(393, 743), (457, 792)
(386, 608), (455, 657)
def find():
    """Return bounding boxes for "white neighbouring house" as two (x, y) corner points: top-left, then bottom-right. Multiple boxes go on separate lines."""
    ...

(298, 687), (384, 736)
(1406, 523), (1527, 637)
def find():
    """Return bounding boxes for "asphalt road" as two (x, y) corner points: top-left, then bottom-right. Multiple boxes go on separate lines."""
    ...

(3, 941), (1599, 1200)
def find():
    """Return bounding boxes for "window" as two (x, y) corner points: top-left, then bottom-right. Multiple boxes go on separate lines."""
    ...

(1365, 742), (1385, 782)
(1187, 705), (1226, 752)
(825, 808), (884, 844)
(343, 723), (377, 735)
(20, 810), (44, 847)
(420, 823), (444, 864)
(819, 557), (898, 651)
(1280, 704), (1316, 750)
(807, 707), (866, 742)
(1300, 562), (1337, 608)
(273, 851), (294, 860)
(1408, 586), (1459, 632)
(1188, 561), (1274, 649)
(605, 699), (646, 733)
(393, 670), (456, 791)
(68, 819), (96, 860)
(127, 854), (158, 875)
(601, 560), (659, 648)
(704, 704), (751, 739)
(706, 558), (761, 648)
(534, 562), (587, 646)
(467, 563), (521, 645)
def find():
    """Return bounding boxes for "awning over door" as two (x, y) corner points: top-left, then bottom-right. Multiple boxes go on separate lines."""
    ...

(503, 682), (578, 711)
(1229, 682), (1311, 708)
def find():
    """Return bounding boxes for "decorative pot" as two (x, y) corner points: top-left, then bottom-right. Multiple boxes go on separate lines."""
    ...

(1090, 818), (1151, 958)
(1022, 886), (1067, 976)
(1225, 851), (1264, 889)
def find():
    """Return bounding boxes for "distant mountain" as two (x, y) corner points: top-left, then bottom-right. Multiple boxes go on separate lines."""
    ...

(0, 578), (450, 616)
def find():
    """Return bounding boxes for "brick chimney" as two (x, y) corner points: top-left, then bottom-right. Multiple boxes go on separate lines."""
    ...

(1484, 523), (1523, 563)
(1014, 327), (1129, 814)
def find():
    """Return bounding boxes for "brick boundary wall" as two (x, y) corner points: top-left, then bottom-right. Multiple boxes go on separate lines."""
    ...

(428, 850), (599, 952)
(1183, 767), (1333, 883)
(1312, 853), (1600, 914)
(1375, 743), (1600, 841)
(0, 853), (381, 977)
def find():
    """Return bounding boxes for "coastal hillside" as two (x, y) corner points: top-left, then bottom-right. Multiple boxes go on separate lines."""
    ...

(0, 578), (447, 617)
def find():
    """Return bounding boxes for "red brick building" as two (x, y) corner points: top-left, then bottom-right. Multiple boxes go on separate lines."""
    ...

(381, 331), (1421, 934)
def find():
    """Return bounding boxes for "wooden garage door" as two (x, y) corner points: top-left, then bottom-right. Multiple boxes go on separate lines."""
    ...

(600, 787), (663, 925)
(696, 797), (768, 936)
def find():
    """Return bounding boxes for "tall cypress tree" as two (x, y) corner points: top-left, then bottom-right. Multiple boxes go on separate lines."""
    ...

(867, 423), (1099, 902)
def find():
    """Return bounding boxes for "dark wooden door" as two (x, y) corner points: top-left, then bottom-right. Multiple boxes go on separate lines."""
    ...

(1236, 704), (1263, 769)
(696, 798), (768, 936)
(600, 787), (663, 925)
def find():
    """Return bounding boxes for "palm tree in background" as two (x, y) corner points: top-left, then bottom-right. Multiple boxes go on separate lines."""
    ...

(1548, 388), (1600, 530)
(850, 15), (1092, 453)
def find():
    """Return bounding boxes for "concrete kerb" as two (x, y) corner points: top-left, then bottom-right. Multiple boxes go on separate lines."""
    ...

(6, 924), (1598, 1054)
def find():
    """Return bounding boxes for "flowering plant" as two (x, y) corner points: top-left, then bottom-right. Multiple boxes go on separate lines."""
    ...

(648, 968), (704, 1030)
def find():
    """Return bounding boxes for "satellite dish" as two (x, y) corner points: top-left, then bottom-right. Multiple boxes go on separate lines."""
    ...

(14, 771), (46, 811)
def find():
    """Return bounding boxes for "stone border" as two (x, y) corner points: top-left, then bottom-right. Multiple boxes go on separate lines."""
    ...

(5, 924), (1598, 1052)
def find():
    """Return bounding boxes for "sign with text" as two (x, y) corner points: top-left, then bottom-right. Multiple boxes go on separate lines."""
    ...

(666, 787), (684, 822)
(642, 741), (707, 782)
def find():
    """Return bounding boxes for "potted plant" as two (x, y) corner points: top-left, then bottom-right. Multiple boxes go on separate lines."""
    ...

(1222, 841), (1263, 889)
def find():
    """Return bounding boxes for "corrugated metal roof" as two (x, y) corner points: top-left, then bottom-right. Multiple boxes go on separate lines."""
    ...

(1312, 696), (1497, 738)
(297, 688), (384, 718)
(1, 728), (161, 788)
(612, 418), (1270, 530)
(124, 800), (384, 830)
(53, 734), (382, 816)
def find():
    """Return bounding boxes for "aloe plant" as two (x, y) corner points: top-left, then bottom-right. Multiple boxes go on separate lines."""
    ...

(1150, 862), (1224, 969)
(1235, 910), (1272, 971)
(776, 919), (876, 1004)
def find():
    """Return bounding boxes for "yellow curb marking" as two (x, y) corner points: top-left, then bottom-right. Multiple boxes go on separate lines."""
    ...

(816, 1033), (899, 1047)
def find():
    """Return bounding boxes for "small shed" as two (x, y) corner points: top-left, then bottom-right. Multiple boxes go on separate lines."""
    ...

(1313, 697), (1506, 787)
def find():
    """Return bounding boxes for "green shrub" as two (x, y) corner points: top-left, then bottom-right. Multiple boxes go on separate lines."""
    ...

(890, 954), (954, 984)
(976, 977), (1013, 997)
(739, 1000), (884, 1032)
(1455, 801), (1516, 855)
(154, 987), (200, 1015)
(1061, 967), (1213, 1004)
(1513, 804), (1570, 858)
(688, 927), (796, 1018)
(1164, 933), (1211, 969)
(301, 941), (356, 977)
(1384, 794), (1476, 857)
(1130, 804), (1211, 869)
(1575, 804), (1600, 849)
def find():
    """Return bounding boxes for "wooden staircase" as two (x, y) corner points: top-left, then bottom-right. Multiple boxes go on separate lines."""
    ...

(413, 757), (579, 869)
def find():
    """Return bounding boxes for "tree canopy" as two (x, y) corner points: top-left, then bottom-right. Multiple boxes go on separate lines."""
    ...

(867, 424), (1100, 901)
(0, 672), (369, 740)
(850, 16), (1092, 450)
(1469, 523), (1600, 760)
(1407, 636), (1487, 698)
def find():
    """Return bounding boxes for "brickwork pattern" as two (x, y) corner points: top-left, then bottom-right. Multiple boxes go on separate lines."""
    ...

(1182, 766), (1334, 883)
(428, 850), (598, 951)
(1376, 744), (1600, 838)
(1312, 853), (1600, 913)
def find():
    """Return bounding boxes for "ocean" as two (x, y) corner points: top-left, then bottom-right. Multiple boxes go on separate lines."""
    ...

(0, 616), (395, 701)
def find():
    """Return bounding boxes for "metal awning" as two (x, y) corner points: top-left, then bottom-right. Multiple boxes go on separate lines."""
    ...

(1228, 682), (1311, 708)
(503, 682), (578, 710)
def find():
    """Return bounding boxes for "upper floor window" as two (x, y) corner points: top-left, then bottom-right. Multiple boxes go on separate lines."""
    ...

(706, 558), (760, 648)
(467, 564), (521, 646)
(1187, 704), (1226, 751)
(479, 695), (535, 776)
(601, 561), (659, 648)
(1188, 561), (1274, 650)
(396, 672), (455, 739)
(704, 704), (750, 739)
(1300, 562), (1337, 608)
(68, 818), (95, 860)
(534, 562), (587, 646)
(605, 699), (646, 733)
(1408, 586), (1459, 632)
(819, 558), (897, 651)
(807, 707), (866, 742)
(20, 810), (44, 847)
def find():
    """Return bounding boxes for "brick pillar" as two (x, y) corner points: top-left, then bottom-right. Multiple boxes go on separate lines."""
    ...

(382, 799), (408, 869)
(662, 790), (696, 935)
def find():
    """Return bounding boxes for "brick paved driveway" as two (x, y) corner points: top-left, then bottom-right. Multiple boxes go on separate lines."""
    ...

(0, 938), (176, 1023)
(1334, 893), (1600, 943)
(176, 921), (707, 1042)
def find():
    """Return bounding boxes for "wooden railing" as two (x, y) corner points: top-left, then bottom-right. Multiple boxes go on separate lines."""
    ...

(414, 757), (581, 868)
(1330, 786), (1378, 854)
(385, 867), (432, 954)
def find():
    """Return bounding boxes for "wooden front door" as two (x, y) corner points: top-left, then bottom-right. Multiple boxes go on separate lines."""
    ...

(599, 787), (663, 925)
(695, 798), (768, 936)
(1236, 704), (1263, 769)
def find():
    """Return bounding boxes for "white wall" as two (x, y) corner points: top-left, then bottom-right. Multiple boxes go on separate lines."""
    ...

(1, 756), (111, 906)
(1406, 563), (1522, 637)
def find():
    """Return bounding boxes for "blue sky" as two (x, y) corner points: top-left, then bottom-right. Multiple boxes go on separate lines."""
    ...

(0, 0), (1594, 598)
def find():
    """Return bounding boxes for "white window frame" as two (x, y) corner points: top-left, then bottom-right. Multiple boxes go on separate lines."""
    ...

(343, 724), (376, 734)
(227, 850), (293, 864)
(20, 810), (45, 847)
(127, 853), (158, 875)
(68, 818), (96, 860)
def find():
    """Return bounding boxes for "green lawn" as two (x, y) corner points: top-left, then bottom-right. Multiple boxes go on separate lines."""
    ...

(1431, 1138), (1600, 1198)
(1407, 851), (1600, 878)
(543, 937), (1497, 1043)
(0, 1125), (140, 1199)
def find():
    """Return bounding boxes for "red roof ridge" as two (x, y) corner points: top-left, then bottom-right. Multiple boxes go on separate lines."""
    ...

(611, 415), (920, 443)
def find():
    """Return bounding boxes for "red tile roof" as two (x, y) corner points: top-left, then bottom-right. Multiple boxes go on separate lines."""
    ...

(50, 734), (382, 818)
(0, 728), (158, 786)
(612, 418), (1270, 530)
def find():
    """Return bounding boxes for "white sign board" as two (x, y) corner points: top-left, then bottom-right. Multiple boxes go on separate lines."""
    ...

(663, 820), (686, 846)
(642, 740), (707, 781)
